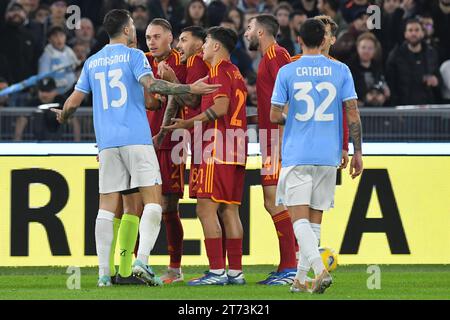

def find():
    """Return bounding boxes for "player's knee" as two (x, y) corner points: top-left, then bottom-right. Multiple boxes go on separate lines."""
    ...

(144, 203), (162, 224)
(263, 197), (277, 215)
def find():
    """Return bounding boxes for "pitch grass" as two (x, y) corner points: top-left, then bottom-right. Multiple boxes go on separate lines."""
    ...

(0, 265), (449, 300)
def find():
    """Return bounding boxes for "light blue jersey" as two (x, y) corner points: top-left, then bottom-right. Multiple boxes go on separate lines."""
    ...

(271, 54), (357, 167)
(75, 43), (153, 151)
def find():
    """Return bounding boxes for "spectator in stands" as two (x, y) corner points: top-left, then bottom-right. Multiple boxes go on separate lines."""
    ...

(238, 0), (260, 12)
(440, 59), (450, 103)
(0, 1), (39, 106)
(365, 83), (389, 106)
(47, 0), (68, 28)
(260, 0), (279, 13)
(71, 41), (90, 64)
(339, 0), (369, 23)
(386, 18), (440, 105)
(419, 14), (440, 50)
(148, 0), (184, 35)
(275, 2), (296, 55)
(331, 8), (369, 62)
(292, 0), (319, 17)
(373, 0), (404, 63)
(220, 17), (254, 77)
(428, 0), (450, 63)
(15, 77), (81, 141)
(38, 26), (79, 96)
(228, 6), (245, 32)
(32, 3), (50, 24)
(68, 18), (97, 50)
(348, 32), (390, 106)
(130, 3), (150, 51)
(0, 77), (9, 108)
(401, 0), (421, 20)
(207, 0), (228, 26)
(317, 0), (348, 36)
(181, 0), (209, 29)
(17, 0), (40, 15)
(289, 10), (308, 55)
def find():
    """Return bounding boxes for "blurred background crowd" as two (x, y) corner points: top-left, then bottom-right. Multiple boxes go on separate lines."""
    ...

(0, 0), (449, 141)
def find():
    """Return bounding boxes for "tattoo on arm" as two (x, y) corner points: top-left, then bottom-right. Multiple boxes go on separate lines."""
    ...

(140, 75), (191, 95)
(158, 96), (181, 145)
(345, 99), (363, 152)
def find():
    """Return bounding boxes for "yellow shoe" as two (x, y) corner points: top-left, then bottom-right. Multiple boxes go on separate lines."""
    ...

(311, 270), (332, 294)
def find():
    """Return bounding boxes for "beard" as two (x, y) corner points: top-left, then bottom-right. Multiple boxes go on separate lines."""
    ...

(248, 37), (259, 51)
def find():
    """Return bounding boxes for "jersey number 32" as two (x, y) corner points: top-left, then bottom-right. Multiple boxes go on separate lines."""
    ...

(294, 81), (336, 122)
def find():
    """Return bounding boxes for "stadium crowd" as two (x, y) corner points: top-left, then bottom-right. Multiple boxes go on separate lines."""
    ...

(0, 0), (449, 140)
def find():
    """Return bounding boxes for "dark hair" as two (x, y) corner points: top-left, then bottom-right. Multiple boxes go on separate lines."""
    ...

(103, 9), (131, 39)
(182, 26), (207, 42)
(207, 26), (238, 53)
(183, 0), (208, 27)
(227, 6), (245, 32)
(405, 17), (422, 30)
(322, 0), (339, 12)
(298, 18), (325, 48)
(290, 9), (307, 19)
(150, 18), (173, 32)
(314, 15), (338, 36)
(274, 2), (293, 16)
(251, 14), (279, 38)
(47, 25), (66, 38)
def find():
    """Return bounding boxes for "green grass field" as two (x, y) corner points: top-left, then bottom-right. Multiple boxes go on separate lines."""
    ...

(0, 265), (449, 300)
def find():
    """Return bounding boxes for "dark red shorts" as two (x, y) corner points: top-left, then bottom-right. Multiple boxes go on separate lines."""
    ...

(189, 162), (200, 199)
(196, 160), (246, 204)
(261, 146), (281, 187)
(156, 149), (184, 197)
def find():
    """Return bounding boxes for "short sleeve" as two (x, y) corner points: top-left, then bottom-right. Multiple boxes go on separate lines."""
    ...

(341, 64), (358, 102)
(212, 70), (232, 100)
(74, 62), (91, 94)
(271, 66), (288, 106)
(268, 51), (291, 80)
(130, 49), (153, 82)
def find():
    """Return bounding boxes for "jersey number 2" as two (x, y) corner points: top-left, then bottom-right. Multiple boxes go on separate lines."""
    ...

(293, 81), (336, 121)
(95, 69), (127, 110)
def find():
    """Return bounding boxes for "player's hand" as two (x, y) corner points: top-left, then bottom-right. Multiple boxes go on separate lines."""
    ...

(189, 76), (221, 95)
(349, 151), (363, 179)
(340, 149), (349, 169)
(163, 118), (189, 130)
(158, 62), (177, 82)
(152, 132), (162, 150)
(50, 108), (66, 124)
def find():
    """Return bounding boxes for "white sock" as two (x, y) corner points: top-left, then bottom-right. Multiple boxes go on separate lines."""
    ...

(293, 219), (324, 276)
(137, 203), (162, 264)
(210, 269), (225, 275)
(95, 209), (115, 277)
(227, 269), (242, 277)
(311, 223), (321, 247)
(295, 251), (310, 284)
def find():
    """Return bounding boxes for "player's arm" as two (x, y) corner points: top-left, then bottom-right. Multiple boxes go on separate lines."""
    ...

(162, 96), (230, 130)
(51, 90), (86, 124)
(344, 98), (363, 179)
(139, 74), (219, 96)
(159, 61), (202, 108)
(270, 103), (287, 125)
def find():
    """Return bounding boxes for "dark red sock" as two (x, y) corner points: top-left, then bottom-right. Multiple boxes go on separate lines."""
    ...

(219, 217), (227, 266)
(226, 239), (242, 271)
(163, 212), (184, 269)
(272, 211), (297, 271)
(204, 238), (225, 270)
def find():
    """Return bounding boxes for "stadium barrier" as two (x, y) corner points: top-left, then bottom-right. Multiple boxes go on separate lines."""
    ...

(1, 105), (450, 142)
(0, 143), (449, 266)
